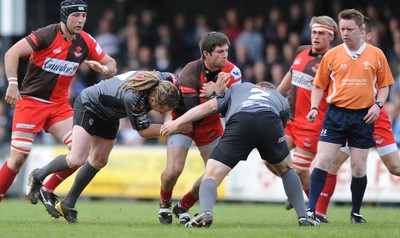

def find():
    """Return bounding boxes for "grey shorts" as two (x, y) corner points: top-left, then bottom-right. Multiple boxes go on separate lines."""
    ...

(167, 133), (220, 151)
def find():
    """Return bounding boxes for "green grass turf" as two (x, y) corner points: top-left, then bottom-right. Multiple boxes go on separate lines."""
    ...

(1, 198), (400, 238)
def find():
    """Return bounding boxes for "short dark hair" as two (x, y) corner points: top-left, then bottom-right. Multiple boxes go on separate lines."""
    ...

(363, 16), (374, 34)
(198, 31), (230, 60)
(338, 9), (364, 28)
(256, 81), (276, 90)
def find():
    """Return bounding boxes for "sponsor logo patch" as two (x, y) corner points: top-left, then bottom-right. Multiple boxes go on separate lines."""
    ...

(16, 123), (36, 129)
(42, 58), (79, 76)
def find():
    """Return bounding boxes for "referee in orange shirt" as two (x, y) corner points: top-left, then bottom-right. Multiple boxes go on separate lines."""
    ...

(306, 9), (394, 224)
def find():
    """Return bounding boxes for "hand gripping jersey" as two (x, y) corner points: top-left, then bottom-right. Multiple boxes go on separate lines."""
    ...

(172, 59), (242, 126)
(22, 23), (106, 103)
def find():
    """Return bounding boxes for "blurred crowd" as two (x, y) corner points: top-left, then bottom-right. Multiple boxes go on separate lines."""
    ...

(1, 0), (400, 146)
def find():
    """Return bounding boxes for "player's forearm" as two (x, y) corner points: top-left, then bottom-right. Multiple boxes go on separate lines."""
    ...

(277, 71), (292, 94)
(102, 58), (117, 78)
(310, 86), (324, 109)
(176, 99), (218, 126)
(375, 86), (389, 104)
(137, 124), (162, 138)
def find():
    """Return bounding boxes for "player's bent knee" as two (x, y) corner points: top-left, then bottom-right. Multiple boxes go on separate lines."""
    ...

(162, 170), (182, 182)
(387, 167), (400, 176)
(66, 157), (87, 169)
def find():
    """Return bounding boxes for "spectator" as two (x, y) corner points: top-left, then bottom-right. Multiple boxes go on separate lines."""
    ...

(138, 8), (158, 49)
(233, 45), (253, 82)
(270, 62), (285, 88)
(154, 44), (175, 73)
(235, 16), (264, 63)
(264, 43), (282, 82)
(282, 43), (295, 72)
(301, 0), (317, 44)
(171, 13), (192, 67)
(264, 7), (282, 45)
(251, 61), (267, 84)
(121, 24), (141, 72)
(288, 2), (305, 33)
(137, 45), (155, 70)
(222, 8), (243, 45)
(94, 10), (121, 60)
(288, 32), (302, 51)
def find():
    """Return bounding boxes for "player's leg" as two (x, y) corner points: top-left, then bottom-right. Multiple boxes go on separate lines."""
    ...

(185, 158), (230, 228)
(42, 116), (75, 193)
(373, 109), (400, 175)
(348, 147), (369, 224)
(380, 149), (400, 175)
(27, 117), (75, 217)
(259, 111), (318, 226)
(0, 131), (35, 202)
(292, 148), (315, 196)
(282, 147), (315, 210)
(57, 114), (119, 224)
(159, 134), (191, 224)
(173, 138), (219, 224)
(308, 141), (342, 213)
(315, 146), (349, 222)
(266, 132), (293, 179)
(57, 130), (115, 224)
(283, 120), (319, 210)
(1, 98), (44, 202)
(173, 123), (223, 224)
(308, 105), (347, 215)
(347, 111), (375, 225)
(186, 116), (245, 228)
(27, 101), (78, 216)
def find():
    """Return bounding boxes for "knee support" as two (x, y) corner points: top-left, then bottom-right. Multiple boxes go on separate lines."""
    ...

(292, 152), (313, 171)
(62, 130), (72, 150)
(11, 137), (34, 154)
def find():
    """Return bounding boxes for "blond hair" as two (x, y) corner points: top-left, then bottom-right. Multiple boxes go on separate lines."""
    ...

(309, 15), (338, 33)
(123, 71), (180, 108)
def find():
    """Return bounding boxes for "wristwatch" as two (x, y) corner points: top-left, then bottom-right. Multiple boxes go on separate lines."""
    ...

(375, 101), (383, 109)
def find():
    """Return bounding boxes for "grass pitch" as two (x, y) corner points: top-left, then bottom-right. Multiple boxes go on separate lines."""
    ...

(1, 198), (400, 238)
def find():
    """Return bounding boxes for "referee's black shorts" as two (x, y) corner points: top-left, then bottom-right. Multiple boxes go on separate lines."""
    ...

(319, 104), (375, 149)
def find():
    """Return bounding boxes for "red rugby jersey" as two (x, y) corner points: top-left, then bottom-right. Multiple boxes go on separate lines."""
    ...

(173, 59), (242, 126)
(21, 23), (106, 103)
(288, 46), (328, 127)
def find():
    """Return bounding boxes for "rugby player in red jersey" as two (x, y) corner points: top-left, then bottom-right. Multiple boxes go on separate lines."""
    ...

(275, 15), (337, 213)
(1, 0), (116, 217)
(158, 31), (242, 224)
